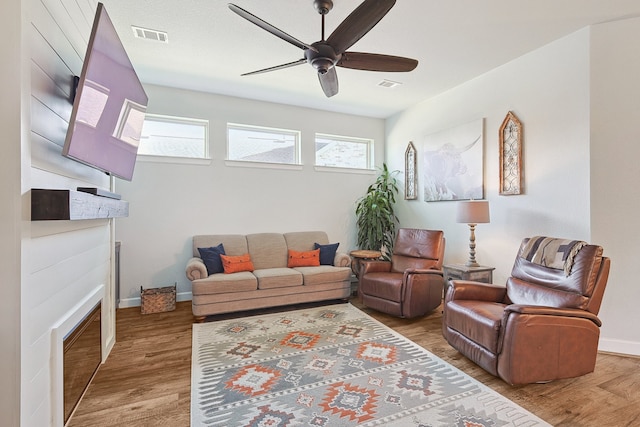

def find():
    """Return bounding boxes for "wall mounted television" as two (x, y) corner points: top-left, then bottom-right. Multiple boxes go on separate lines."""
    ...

(62, 2), (148, 182)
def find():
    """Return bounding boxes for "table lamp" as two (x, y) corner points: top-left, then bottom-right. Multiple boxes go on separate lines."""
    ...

(456, 200), (490, 267)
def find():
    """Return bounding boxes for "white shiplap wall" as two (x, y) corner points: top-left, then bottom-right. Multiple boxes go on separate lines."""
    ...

(25, 0), (118, 425)
(2, 0), (24, 425)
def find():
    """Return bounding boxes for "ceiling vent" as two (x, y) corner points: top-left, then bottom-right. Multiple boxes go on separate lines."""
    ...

(377, 79), (402, 89)
(132, 26), (168, 43)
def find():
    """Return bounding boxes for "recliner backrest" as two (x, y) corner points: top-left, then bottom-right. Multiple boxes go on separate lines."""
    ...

(391, 229), (444, 273)
(506, 238), (608, 314)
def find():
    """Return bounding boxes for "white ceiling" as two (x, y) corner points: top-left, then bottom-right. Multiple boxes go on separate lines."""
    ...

(101, 0), (640, 118)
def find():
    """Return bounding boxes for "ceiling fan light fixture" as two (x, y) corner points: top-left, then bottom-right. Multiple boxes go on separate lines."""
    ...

(310, 58), (334, 74)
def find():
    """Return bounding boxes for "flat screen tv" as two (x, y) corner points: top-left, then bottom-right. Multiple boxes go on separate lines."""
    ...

(62, 2), (148, 181)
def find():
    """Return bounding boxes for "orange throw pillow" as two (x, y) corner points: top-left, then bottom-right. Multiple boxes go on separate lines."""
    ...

(220, 253), (255, 274)
(287, 249), (320, 268)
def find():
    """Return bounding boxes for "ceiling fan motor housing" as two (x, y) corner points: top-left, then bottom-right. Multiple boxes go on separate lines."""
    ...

(305, 42), (340, 74)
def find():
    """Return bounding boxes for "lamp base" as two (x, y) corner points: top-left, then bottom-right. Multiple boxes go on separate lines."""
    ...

(466, 223), (480, 267)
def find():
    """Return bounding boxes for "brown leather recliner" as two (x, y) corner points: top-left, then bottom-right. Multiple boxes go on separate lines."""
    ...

(442, 237), (610, 385)
(358, 228), (445, 318)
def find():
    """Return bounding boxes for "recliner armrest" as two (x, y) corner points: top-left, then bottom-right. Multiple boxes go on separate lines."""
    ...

(504, 304), (602, 327)
(186, 257), (208, 281)
(360, 260), (391, 275)
(446, 280), (507, 302)
(405, 268), (443, 275)
(404, 268), (443, 282)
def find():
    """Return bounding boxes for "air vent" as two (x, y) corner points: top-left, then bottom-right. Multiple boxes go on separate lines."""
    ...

(132, 26), (168, 43)
(377, 79), (402, 89)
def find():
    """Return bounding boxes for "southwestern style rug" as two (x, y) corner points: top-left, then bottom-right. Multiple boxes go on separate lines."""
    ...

(191, 303), (551, 426)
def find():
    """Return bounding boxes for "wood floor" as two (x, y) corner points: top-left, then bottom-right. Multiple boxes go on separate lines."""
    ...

(68, 299), (640, 427)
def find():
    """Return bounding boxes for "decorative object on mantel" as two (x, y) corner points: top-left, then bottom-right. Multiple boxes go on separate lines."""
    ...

(456, 199), (490, 267)
(30, 189), (129, 220)
(423, 119), (484, 201)
(499, 111), (523, 195)
(404, 141), (417, 200)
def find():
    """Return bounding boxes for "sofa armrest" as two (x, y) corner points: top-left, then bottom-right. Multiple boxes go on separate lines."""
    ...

(334, 252), (351, 267)
(186, 257), (208, 281)
(446, 280), (507, 303)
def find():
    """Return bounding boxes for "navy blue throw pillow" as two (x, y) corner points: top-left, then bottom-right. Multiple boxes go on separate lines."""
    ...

(198, 243), (226, 275)
(314, 242), (339, 266)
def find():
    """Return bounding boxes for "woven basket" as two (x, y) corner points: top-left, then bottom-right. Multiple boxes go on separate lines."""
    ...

(140, 284), (176, 314)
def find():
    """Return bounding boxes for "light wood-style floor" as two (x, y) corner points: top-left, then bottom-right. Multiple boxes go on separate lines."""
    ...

(68, 299), (640, 426)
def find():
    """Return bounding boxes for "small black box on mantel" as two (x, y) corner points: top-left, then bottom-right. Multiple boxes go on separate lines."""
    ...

(140, 283), (176, 314)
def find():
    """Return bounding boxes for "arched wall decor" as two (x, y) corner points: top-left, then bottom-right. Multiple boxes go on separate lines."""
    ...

(405, 141), (417, 200)
(499, 111), (523, 195)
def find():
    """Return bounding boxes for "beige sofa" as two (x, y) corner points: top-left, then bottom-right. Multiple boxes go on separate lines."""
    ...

(186, 231), (352, 321)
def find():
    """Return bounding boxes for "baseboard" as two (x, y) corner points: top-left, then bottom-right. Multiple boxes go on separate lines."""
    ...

(118, 291), (192, 308)
(598, 337), (640, 357)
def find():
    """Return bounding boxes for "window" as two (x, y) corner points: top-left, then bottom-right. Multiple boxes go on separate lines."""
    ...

(139, 114), (209, 159)
(315, 133), (373, 170)
(227, 123), (301, 165)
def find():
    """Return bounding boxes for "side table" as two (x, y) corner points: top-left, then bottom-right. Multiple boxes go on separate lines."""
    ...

(443, 264), (495, 289)
(350, 250), (382, 277)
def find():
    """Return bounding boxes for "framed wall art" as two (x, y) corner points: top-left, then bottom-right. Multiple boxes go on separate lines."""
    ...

(422, 119), (484, 201)
(404, 142), (417, 200)
(499, 111), (523, 195)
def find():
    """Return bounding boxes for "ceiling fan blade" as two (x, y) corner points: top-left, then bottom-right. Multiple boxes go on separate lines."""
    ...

(241, 58), (306, 76)
(326, 0), (395, 54)
(228, 4), (318, 53)
(337, 52), (418, 72)
(318, 67), (339, 97)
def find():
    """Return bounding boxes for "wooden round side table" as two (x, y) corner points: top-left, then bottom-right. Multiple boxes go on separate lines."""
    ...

(349, 249), (382, 278)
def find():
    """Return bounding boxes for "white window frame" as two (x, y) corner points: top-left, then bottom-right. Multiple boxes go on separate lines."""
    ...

(138, 114), (210, 164)
(314, 132), (374, 172)
(226, 123), (302, 169)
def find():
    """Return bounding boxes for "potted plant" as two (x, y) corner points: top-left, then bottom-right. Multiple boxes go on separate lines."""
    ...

(355, 163), (400, 259)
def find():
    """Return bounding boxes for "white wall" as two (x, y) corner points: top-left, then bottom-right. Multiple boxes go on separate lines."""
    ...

(1, 0), (24, 424)
(387, 29), (591, 285)
(590, 17), (640, 355)
(387, 24), (640, 356)
(115, 85), (384, 305)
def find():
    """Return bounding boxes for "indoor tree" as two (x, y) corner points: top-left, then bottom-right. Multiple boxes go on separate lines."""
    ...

(355, 163), (400, 259)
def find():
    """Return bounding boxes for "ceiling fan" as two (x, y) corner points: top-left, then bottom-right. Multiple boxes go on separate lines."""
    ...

(228, 0), (418, 97)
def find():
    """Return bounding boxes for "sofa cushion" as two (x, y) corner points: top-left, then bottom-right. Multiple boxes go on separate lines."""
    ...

(193, 235), (248, 257)
(221, 253), (255, 274)
(253, 268), (303, 289)
(247, 233), (288, 269)
(284, 231), (329, 251)
(191, 271), (257, 295)
(287, 249), (320, 267)
(314, 242), (339, 265)
(445, 300), (506, 353)
(198, 244), (226, 274)
(295, 265), (351, 286)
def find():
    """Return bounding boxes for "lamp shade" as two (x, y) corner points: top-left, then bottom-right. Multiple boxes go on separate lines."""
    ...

(456, 200), (490, 224)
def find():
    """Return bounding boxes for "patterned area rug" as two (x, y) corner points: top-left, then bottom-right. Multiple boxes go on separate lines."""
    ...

(191, 303), (551, 426)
